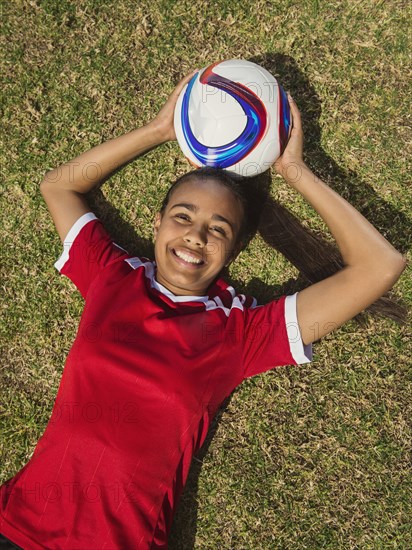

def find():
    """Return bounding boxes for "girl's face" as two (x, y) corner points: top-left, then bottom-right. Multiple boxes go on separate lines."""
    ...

(153, 177), (244, 296)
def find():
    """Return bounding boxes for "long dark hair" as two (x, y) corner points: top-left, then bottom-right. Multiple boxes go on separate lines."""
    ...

(162, 167), (406, 324)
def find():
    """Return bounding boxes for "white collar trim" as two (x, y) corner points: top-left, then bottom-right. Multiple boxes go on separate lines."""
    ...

(151, 276), (210, 303)
(125, 257), (210, 303)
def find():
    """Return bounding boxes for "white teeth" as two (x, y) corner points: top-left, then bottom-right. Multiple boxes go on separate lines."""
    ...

(174, 250), (202, 264)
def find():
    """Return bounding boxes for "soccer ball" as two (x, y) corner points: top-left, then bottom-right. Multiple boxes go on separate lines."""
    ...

(173, 59), (292, 178)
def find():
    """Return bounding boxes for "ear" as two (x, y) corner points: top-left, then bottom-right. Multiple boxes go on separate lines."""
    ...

(153, 212), (162, 240)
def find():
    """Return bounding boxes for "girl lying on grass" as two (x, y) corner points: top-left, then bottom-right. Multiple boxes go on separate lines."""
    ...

(0, 70), (406, 549)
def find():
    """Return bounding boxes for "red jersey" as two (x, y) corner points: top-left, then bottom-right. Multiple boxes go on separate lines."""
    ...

(0, 213), (312, 549)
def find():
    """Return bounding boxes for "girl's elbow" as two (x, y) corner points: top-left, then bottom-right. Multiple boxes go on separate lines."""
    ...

(356, 252), (407, 295)
(382, 252), (407, 286)
(40, 170), (58, 193)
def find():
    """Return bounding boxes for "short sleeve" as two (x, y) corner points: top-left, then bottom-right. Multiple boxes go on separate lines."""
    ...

(54, 212), (129, 298)
(242, 293), (312, 380)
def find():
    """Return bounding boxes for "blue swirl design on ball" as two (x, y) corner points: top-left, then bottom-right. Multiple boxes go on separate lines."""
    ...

(278, 84), (291, 154)
(181, 62), (268, 169)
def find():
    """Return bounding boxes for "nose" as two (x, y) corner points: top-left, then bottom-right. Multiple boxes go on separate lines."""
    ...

(183, 224), (207, 248)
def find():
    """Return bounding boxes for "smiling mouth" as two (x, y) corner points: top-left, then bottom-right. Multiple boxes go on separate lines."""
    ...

(172, 248), (205, 266)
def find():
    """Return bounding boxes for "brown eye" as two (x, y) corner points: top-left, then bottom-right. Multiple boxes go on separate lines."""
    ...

(211, 226), (226, 236)
(175, 214), (190, 221)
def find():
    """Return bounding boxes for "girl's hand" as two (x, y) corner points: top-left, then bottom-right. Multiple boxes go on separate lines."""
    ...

(150, 69), (199, 143)
(274, 94), (306, 184)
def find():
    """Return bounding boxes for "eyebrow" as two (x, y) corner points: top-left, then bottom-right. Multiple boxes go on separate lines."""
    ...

(169, 202), (235, 233)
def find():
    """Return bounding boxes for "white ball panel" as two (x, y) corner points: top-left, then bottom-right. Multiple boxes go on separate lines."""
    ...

(199, 86), (243, 117)
(214, 114), (247, 146)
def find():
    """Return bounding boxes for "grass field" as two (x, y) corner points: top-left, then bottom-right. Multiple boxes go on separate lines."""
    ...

(1, 0), (411, 548)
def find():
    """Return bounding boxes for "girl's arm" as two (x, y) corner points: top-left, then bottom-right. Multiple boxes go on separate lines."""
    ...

(40, 70), (198, 242)
(275, 96), (407, 346)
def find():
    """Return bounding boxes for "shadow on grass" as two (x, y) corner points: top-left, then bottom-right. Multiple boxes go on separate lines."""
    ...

(87, 52), (410, 548)
(252, 53), (411, 256)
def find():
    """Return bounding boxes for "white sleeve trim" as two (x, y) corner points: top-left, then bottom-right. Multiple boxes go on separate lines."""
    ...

(284, 293), (313, 364)
(54, 212), (98, 272)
